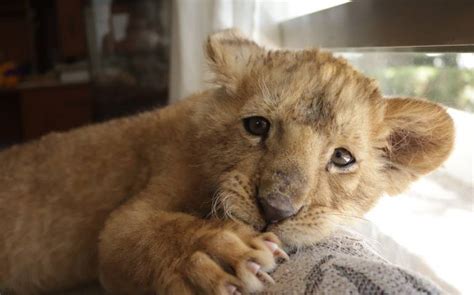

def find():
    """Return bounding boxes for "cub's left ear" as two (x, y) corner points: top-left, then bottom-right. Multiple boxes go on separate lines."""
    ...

(382, 97), (455, 195)
(206, 29), (264, 95)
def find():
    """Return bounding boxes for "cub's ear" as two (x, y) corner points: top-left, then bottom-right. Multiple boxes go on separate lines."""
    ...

(206, 29), (264, 95)
(382, 97), (455, 195)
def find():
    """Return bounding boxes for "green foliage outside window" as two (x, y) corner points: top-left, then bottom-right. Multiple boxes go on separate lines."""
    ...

(339, 53), (474, 112)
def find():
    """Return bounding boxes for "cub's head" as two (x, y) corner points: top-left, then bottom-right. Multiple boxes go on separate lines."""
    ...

(195, 30), (454, 248)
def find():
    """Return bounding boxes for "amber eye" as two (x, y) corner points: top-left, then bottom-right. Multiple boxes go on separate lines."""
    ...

(331, 148), (355, 167)
(243, 116), (270, 136)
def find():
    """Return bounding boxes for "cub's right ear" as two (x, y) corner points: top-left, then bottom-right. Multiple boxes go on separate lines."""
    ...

(206, 29), (264, 95)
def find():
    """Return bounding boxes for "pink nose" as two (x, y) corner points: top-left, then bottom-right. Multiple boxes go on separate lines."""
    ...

(258, 192), (296, 224)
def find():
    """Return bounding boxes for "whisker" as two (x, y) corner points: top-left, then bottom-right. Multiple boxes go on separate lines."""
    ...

(209, 190), (220, 218)
(210, 188), (228, 219)
(316, 211), (370, 223)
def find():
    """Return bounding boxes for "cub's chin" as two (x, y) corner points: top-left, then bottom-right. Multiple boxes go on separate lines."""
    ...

(229, 210), (327, 250)
(242, 210), (341, 250)
(266, 222), (330, 250)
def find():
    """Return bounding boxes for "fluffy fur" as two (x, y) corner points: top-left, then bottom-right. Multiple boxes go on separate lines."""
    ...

(0, 29), (454, 294)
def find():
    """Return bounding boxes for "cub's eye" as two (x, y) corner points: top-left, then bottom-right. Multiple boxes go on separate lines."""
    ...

(243, 116), (270, 136)
(331, 148), (355, 167)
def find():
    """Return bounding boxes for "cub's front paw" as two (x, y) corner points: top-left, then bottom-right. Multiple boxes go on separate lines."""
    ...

(167, 227), (288, 294)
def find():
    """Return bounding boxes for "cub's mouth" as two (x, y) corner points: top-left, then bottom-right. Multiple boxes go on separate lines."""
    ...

(216, 189), (306, 235)
(213, 171), (338, 247)
(212, 188), (342, 248)
(260, 205), (305, 231)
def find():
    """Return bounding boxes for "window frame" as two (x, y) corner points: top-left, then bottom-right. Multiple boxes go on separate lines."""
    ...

(280, 0), (474, 52)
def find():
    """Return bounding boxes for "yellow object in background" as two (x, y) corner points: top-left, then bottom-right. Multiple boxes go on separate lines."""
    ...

(0, 61), (20, 88)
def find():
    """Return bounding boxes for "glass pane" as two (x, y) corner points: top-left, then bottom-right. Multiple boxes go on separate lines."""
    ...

(333, 50), (474, 294)
(335, 52), (474, 112)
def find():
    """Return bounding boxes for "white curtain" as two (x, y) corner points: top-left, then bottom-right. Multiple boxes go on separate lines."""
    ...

(169, 0), (326, 102)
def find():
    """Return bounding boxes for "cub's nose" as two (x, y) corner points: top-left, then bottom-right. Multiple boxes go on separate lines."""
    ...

(258, 192), (296, 224)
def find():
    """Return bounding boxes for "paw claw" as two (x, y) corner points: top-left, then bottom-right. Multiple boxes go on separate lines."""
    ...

(264, 240), (279, 252)
(246, 261), (261, 274)
(264, 240), (289, 263)
(225, 284), (238, 294)
(256, 270), (275, 285)
(274, 248), (290, 262)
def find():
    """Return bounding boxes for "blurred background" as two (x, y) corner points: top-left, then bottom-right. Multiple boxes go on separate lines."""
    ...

(0, 0), (472, 294)
(0, 0), (170, 147)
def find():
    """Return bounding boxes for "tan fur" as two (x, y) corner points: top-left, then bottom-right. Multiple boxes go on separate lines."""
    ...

(0, 29), (454, 294)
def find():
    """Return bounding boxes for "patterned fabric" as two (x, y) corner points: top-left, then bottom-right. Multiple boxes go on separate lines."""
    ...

(262, 231), (442, 294)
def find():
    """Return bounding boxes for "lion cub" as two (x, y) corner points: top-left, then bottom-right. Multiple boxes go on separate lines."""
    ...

(0, 30), (454, 294)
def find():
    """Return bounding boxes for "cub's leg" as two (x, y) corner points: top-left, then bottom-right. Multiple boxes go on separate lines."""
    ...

(98, 197), (288, 295)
